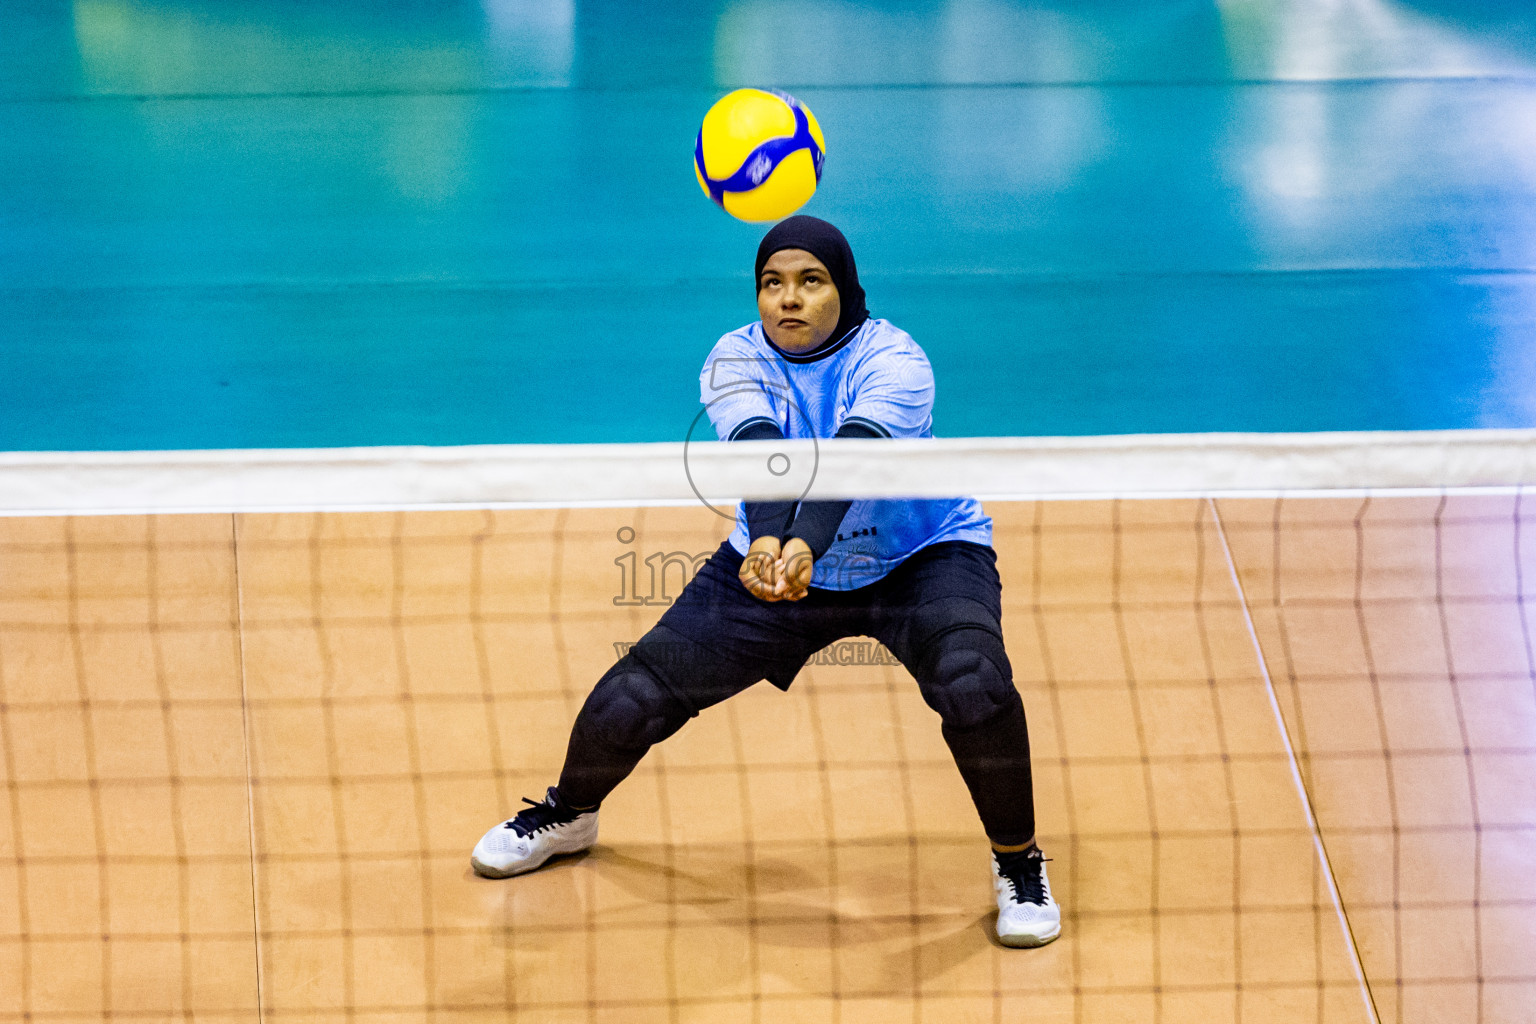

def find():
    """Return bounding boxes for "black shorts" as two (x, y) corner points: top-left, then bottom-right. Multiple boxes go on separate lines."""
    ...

(628, 539), (1006, 701)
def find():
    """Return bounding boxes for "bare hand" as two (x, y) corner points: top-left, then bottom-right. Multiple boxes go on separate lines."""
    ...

(775, 538), (814, 601)
(740, 536), (783, 601)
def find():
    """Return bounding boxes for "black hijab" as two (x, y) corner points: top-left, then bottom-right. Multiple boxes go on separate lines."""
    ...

(754, 215), (870, 361)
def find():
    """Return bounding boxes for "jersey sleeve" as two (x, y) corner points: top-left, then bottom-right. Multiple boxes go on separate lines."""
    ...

(841, 343), (935, 438)
(699, 334), (787, 441)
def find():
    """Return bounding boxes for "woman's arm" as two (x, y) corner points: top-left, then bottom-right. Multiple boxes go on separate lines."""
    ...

(734, 419), (798, 542)
(781, 419), (883, 557)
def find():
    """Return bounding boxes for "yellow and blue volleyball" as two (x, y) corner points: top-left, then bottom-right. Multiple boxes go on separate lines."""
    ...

(694, 89), (826, 223)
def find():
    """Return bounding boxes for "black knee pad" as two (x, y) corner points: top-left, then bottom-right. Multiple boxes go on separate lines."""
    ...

(916, 626), (1019, 731)
(577, 654), (692, 751)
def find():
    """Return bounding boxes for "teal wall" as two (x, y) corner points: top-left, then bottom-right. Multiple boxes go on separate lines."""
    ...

(3, 1), (1535, 449)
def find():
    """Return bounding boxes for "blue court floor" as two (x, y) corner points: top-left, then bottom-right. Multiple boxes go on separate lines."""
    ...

(3, 0), (1535, 450)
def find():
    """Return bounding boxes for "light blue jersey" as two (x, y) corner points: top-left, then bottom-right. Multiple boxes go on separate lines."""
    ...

(701, 317), (993, 590)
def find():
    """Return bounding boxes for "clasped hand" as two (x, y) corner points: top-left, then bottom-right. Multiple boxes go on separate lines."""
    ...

(739, 536), (814, 602)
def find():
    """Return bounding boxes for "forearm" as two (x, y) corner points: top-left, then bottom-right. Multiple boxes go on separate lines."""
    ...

(780, 499), (852, 559)
(781, 420), (883, 557)
(733, 419), (797, 541)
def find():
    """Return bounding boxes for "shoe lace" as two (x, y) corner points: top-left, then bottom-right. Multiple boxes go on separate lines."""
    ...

(504, 792), (579, 838)
(997, 848), (1051, 906)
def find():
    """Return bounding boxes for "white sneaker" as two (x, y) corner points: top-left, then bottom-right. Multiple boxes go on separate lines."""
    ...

(471, 787), (599, 879)
(993, 846), (1062, 947)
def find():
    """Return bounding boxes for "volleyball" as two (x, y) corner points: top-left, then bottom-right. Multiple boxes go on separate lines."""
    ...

(694, 89), (826, 223)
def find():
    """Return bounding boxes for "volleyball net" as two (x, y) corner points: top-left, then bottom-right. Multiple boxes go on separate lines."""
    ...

(1, 427), (1534, 516)
(0, 437), (1533, 1022)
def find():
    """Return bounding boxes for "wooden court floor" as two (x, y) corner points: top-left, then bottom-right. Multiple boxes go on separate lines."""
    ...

(0, 497), (1531, 1023)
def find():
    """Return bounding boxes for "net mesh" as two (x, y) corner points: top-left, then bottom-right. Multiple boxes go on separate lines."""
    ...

(0, 492), (1531, 1022)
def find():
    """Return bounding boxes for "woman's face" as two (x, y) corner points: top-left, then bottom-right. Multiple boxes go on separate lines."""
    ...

(758, 248), (841, 354)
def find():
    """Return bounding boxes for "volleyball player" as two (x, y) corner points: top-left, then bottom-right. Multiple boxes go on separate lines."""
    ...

(470, 216), (1061, 947)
